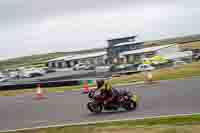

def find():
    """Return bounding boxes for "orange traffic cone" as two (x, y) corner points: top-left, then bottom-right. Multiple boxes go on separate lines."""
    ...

(145, 71), (156, 84)
(34, 84), (47, 100)
(147, 71), (153, 83)
(83, 81), (90, 94)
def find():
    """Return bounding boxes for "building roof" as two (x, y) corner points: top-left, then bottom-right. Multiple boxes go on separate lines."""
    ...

(48, 51), (107, 62)
(120, 44), (176, 56)
(114, 40), (143, 47)
(47, 56), (70, 62)
(107, 35), (136, 41)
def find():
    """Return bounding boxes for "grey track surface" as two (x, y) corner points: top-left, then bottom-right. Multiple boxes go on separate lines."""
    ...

(0, 78), (200, 131)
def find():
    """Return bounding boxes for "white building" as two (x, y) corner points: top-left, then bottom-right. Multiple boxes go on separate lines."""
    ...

(120, 44), (193, 63)
(47, 51), (107, 69)
(47, 42), (193, 70)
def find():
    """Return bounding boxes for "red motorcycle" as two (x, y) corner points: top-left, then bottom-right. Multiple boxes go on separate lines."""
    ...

(87, 88), (138, 113)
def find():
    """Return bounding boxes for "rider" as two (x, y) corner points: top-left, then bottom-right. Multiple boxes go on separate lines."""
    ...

(95, 78), (117, 105)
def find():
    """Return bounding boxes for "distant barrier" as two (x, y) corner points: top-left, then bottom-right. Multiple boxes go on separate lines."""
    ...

(0, 80), (80, 91)
(0, 70), (112, 91)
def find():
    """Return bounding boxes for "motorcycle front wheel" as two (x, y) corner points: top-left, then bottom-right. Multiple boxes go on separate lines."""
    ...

(87, 102), (103, 113)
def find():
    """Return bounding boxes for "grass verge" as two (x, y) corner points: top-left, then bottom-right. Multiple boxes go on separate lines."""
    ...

(3, 114), (200, 133)
(111, 61), (200, 84)
(0, 61), (200, 96)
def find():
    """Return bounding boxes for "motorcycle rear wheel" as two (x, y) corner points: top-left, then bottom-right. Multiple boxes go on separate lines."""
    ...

(124, 100), (137, 111)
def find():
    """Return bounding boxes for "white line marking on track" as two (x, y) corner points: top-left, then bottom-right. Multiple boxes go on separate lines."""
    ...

(31, 120), (49, 124)
(1, 113), (200, 133)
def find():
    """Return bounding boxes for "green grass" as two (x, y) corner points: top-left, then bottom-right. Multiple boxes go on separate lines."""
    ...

(179, 41), (200, 49)
(111, 61), (200, 83)
(4, 114), (200, 133)
(0, 52), (67, 70)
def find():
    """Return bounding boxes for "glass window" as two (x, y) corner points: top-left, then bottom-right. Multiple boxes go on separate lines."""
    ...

(52, 62), (55, 68)
(58, 62), (62, 68)
(66, 61), (70, 68)
(74, 60), (78, 65)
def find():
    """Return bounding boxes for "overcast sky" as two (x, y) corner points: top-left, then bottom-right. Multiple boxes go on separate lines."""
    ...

(0, 0), (200, 60)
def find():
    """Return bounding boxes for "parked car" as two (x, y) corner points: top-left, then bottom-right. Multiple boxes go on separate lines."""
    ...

(137, 64), (155, 72)
(19, 68), (46, 78)
(0, 72), (9, 82)
(193, 53), (200, 60)
(44, 68), (56, 73)
(0, 77), (9, 82)
(117, 64), (134, 69)
(95, 65), (111, 72)
(111, 64), (136, 72)
(73, 63), (95, 71)
(173, 60), (187, 66)
(9, 71), (19, 79)
(142, 56), (168, 66)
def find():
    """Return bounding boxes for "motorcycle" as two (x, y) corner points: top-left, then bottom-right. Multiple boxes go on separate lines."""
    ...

(87, 88), (139, 113)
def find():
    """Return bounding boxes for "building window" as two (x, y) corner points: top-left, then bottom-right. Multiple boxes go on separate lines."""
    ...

(89, 58), (94, 64)
(74, 60), (78, 65)
(128, 38), (135, 42)
(51, 62), (56, 68)
(58, 62), (63, 68)
(134, 55), (141, 63)
(130, 45), (136, 50)
(104, 59), (108, 64)
(66, 61), (70, 68)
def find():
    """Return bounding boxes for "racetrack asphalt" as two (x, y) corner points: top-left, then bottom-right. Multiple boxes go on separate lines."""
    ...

(0, 77), (200, 131)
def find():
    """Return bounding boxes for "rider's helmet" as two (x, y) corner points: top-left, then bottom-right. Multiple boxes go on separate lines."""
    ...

(96, 79), (105, 89)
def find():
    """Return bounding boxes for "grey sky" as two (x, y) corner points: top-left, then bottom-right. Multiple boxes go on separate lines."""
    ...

(0, 0), (200, 60)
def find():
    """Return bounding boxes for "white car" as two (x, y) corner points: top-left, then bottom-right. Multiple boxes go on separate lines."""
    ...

(0, 73), (9, 82)
(9, 71), (19, 78)
(73, 63), (87, 70)
(20, 68), (46, 78)
(137, 64), (155, 72)
(173, 61), (187, 66)
(96, 65), (111, 72)
(116, 64), (133, 69)
(0, 77), (7, 82)
(73, 63), (95, 71)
